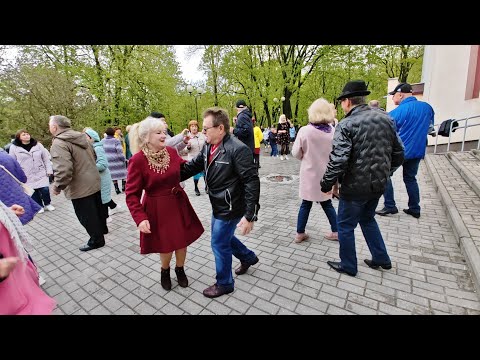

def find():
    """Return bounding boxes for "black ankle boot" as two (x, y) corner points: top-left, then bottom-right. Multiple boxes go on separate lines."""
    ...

(175, 266), (189, 288)
(194, 187), (200, 196)
(114, 183), (121, 195)
(160, 267), (171, 290)
(122, 180), (126, 193)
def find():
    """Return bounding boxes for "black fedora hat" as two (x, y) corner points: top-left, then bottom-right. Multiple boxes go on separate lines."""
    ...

(336, 80), (371, 101)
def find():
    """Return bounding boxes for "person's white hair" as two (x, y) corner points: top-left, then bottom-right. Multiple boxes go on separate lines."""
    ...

(279, 114), (287, 124)
(308, 98), (335, 125)
(129, 116), (165, 155)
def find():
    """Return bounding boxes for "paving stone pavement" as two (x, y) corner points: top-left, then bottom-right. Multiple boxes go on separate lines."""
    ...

(25, 149), (480, 315)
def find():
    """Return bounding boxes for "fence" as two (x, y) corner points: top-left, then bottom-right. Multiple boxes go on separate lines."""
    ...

(432, 115), (480, 153)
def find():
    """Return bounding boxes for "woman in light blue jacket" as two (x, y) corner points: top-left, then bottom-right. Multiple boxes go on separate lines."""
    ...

(84, 128), (122, 228)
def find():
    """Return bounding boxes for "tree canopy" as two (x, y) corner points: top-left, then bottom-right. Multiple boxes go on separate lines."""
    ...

(0, 45), (423, 146)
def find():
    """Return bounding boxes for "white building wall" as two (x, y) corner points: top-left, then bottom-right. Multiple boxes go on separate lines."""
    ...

(423, 45), (480, 145)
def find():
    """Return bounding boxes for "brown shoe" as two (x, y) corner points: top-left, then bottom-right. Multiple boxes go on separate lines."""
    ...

(202, 284), (234, 298)
(160, 267), (171, 290)
(235, 256), (259, 275)
(175, 266), (188, 288)
(294, 233), (309, 243)
(324, 232), (338, 241)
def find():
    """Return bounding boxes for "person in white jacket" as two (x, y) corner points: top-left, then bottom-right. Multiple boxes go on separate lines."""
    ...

(9, 130), (55, 213)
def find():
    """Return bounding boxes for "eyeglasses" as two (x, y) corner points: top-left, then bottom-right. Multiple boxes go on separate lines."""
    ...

(202, 125), (219, 132)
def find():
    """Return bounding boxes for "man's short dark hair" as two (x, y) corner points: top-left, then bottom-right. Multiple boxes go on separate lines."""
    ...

(150, 111), (165, 119)
(203, 107), (230, 133)
(105, 127), (115, 136)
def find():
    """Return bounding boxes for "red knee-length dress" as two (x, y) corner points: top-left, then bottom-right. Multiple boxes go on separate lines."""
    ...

(125, 146), (204, 254)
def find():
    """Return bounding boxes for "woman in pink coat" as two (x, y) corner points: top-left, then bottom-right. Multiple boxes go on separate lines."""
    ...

(0, 201), (56, 315)
(292, 98), (338, 243)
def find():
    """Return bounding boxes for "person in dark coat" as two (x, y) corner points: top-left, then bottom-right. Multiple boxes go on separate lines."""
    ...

(321, 80), (404, 277)
(231, 100), (254, 158)
(181, 107), (260, 299)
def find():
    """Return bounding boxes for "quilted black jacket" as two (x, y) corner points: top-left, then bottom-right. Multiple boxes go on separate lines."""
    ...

(321, 104), (405, 200)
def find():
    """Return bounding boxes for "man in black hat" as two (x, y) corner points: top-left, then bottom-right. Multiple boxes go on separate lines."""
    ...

(320, 80), (404, 277)
(376, 83), (434, 219)
(231, 99), (254, 157)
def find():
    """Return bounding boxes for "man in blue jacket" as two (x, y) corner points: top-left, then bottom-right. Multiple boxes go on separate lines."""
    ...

(376, 83), (434, 219)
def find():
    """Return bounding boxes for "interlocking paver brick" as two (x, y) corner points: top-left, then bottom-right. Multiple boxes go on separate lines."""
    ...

(25, 154), (478, 314)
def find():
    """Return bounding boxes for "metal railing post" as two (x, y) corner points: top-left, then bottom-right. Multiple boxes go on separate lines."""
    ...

(461, 117), (469, 152)
(447, 120), (453, 152)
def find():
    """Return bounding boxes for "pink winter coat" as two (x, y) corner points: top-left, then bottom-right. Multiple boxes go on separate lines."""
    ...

(292, 124), (334, 202)
(0, 220), (56, 315)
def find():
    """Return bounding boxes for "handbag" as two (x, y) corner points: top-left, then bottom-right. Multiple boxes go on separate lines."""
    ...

(0, 164), (35, 196)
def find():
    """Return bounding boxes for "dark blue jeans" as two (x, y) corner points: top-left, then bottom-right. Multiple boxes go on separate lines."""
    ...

(337, 197), (391, 275)
(210, 215), (257, 290)
(297, 199), (338, 233)
(270, 144), (278, 156)
(32, 186), (51, 207)
(383, 158), (421, 213)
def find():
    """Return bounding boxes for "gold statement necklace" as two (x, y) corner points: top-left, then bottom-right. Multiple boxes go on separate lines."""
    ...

(142, 146), (170, 174)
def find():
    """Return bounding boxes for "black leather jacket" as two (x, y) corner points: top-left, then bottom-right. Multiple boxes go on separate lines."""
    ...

(321, 104), (405, 200)
(181, 134), (260, 221)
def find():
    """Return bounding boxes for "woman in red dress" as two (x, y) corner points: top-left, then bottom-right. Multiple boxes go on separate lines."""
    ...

(125, 117), (204, 290)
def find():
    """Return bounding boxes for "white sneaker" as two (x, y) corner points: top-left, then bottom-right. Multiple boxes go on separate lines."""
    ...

(37, 208), (45, 214)
(45, 204), (55, 211)
(280, 155), (284, 160)
(285, 155), (289, 160)
(109, 205), (123, 216)
(39, 275), (46, 286)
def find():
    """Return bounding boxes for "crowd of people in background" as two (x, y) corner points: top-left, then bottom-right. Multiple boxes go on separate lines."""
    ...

(1, 78), (437, 314)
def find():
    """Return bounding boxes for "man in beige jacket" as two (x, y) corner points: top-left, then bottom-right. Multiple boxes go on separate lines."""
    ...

(49, 115), (105, 252)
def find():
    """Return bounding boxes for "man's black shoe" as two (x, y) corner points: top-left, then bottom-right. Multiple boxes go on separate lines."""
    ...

(327, 261), (356, 276)
(375, 207), (399, 216)
(79, 244), (104, 252)
(403, 209), (420, 218)
(195, 188), (200, 196)
(364, 259), (392, 270)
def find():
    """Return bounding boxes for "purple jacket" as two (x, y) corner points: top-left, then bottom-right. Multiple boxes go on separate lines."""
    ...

(0, 150), (41, 224)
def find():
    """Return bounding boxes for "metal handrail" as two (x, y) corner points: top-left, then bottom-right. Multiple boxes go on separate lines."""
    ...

(432, 115), (480, 154)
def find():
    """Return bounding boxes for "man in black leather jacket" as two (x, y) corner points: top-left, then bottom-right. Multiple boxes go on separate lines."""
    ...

(181, 107), (260, 298)
(321, 80), (404, 277)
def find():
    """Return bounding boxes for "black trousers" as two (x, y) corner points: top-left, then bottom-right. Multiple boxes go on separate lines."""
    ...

(71, 191), (106, 247)
(254, 153), (260, 168)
